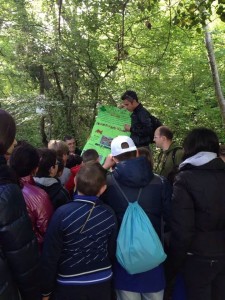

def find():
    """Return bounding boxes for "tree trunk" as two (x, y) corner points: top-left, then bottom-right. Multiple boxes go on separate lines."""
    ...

(39, 65), (48, 146)
(204, 24), (225, 126)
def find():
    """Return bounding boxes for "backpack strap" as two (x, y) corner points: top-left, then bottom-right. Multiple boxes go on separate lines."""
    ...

(112, 175), (142, 203)
(156, 146), (182, 174)
(171, 147), (182, 166)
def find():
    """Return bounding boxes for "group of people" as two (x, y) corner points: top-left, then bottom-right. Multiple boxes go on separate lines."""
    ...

(0, 89), (225, 300)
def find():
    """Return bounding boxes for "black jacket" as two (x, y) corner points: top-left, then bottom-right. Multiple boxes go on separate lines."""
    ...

(103, 157), (172, 236)
(0, 156), (40, 300)
(169, 157), (225, 273)
(33, 176), (71, 210)
(130, 103), (153, 147)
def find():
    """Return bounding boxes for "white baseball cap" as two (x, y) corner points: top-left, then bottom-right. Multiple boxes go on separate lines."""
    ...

(111, 136), (137, 156)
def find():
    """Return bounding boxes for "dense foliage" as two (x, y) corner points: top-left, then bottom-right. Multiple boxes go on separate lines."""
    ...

(0, 0), (225, 147)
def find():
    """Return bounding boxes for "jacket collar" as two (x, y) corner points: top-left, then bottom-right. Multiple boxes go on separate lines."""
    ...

(179, 151), (217, 169)
(180, 157), (225, 171)
(133, 103), (143, 114)
(73, 194), (100, 205)
(33, 176), (59, 187)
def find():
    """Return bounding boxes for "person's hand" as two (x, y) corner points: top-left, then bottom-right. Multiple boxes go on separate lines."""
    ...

(42, 296), (50, 300)
(124, 124), (131, 132)
(103, 154), (115, 170)
(118, 104), (125, 109)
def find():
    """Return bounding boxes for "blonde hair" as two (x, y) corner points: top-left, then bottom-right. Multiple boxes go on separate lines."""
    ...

(48, 140), (69, 157)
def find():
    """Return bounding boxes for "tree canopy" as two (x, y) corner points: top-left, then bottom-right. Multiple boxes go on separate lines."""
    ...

(0, 0), (225, 147)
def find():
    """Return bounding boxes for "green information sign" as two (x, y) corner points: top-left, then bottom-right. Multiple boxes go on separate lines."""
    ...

(82, 105), (131, 164)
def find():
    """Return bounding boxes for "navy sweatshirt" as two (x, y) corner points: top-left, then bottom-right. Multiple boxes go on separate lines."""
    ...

(41, 194), (117, 296)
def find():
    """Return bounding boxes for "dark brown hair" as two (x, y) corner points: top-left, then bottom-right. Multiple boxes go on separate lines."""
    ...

(183, 127), (219, 160)
(10, 143), (40, 177)
(0, 109), (16, 155)
(82, 149), (99, 163)
(158, 126), (173, 140)
(138, 147), (153, 169)
(36, 148), (57, 177)
(76, 162), (107, 196)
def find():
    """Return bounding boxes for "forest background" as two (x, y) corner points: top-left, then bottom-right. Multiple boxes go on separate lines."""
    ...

(1, 0), (225, 149)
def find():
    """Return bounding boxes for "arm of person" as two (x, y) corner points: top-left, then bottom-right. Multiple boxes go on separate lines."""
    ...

(167, 172), (195, 279)
(41, 208), (64, 298)
(102, 154), (116, 170)
(36, 194), (54, 241)
(124, 124), (131, 132)
(105, 206), (118, 261)
(0, 185), (40, 300)
(161, 176), (173, 230)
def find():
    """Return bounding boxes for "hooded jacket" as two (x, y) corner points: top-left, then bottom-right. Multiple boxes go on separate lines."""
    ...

(102, 156), (172, 293)
(169, 155), (225, 274)
(33, 176), (71, 210)
(0, 156), (40, 300)
(104, 156), (171, 232)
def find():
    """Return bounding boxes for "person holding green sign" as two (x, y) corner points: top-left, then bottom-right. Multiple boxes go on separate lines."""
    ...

(121, 90), (162, 147)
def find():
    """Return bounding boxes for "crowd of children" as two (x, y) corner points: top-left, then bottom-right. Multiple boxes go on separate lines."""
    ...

(0, 107), (225, 300)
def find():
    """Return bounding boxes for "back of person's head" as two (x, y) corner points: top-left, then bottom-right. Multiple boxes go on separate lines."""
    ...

(48, 140), (69, 157)
(111, 136), (137, 162)
(16, 140), (29, 146)
(10, 143), (39, 177)
(56, 157), (64, 177)
(121, 90), (138, 102)
(36, 148), (57, 177)
(66, 154), (82, 168)
(0, 109), (16, 155)
(158, 126), (173, 140)
(82, 149), (99, 163)
(138, 147), (153, 169)
(183, 127), (219, 160)
(76, 162), (107, 196)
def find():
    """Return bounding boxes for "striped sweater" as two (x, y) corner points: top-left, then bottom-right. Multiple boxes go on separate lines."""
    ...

(41, 194), (117, 296)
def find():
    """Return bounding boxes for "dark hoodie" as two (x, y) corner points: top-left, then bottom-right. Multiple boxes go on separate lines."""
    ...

(33, 176), (71, 210)
(103, 156), (172, 235)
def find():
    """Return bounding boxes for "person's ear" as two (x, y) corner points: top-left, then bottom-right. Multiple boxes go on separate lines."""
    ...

(31, 167), (38, 176)
(49, 166), (56, 177)
(97, 184), (107, 196)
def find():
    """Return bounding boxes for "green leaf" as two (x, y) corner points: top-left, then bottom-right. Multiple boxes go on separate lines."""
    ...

(196, 27), (202, 34)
